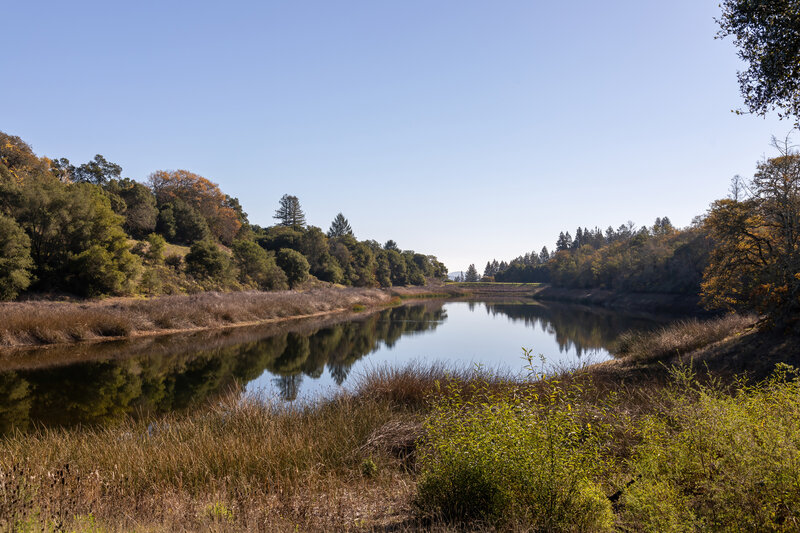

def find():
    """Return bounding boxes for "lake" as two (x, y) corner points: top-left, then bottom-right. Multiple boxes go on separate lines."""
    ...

(0, 299), (673, 434)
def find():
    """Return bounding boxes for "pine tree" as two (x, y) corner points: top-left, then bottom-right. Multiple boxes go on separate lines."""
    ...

(273, 194), (306, 229)
(556, 231), (573, 251)
(539, 246), (549, 263)
(327, 212), (353, 238)
(465, 263), (479, 282)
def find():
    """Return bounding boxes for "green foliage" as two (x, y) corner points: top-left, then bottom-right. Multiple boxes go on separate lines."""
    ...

(717, 0), (800, 122)
(417, 368), (613, 530)
(327, 212), (353, 238)
(73, 154), (122, 185)
(702, 146), (800, 326)
(185, 240), (231, 282)
(71, 245), (128, 297)
(276, 248), (310, 288)
(273, 194), (306, 229)
(385, 249), (407, 286)
(156, 203), (177, 241)
(375, 252), (392, 287)
(257, 225), (303, 252)
(145, 233), (166, 264)
(232, 239), (288, 290)
(204, 502), (234, 522)
(299, 226), (344, 283)
(105, 178), (158, 238)
(360, 457), (378, 478)
(0, 214), (33, 300)
(464, 263), (479, 282)
(1, 143), (139, 296)
(349, 241), (377, 287)
(167, 199), (211, 245)
(621, 365), (800, 531)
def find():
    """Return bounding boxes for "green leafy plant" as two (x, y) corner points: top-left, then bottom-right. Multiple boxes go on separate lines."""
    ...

(416, 354), (614, 530)
(621, 364), (800, 531)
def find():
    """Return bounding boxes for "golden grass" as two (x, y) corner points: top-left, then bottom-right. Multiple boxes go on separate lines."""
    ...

(0, 289), (397, 348)
(611, 313), (756, 361)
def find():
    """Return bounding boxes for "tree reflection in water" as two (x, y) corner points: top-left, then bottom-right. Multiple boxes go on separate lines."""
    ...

(0, 300), (670, 433)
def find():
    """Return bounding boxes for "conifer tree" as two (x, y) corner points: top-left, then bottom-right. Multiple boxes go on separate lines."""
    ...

(273, 194), (306, 229)
(465, 263), (479, 282)
(327, 212), (353, 238)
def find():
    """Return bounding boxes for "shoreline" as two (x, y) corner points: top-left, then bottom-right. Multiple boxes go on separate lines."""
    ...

(446, 281), (707, 314)
(0, 285), (465, 351)
(0, 282), (707, 351)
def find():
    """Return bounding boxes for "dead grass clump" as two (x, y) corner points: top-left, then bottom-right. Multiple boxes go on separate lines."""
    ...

(361, 419), (424, 467)
(612, 314), (755, 361)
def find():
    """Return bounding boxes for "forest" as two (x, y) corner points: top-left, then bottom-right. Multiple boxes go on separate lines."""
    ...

(465, 142), (800, 330)
(0, 131), (447, 300)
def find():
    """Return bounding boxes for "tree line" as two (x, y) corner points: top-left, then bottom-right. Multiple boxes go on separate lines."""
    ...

(0, 131), (447, 299)
(462, 141), (800, 329)
(474, 215), (709, 296)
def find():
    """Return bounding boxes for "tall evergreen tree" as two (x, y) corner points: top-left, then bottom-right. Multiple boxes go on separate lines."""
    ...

(327, 212), (353, 238)
(539, 246), (550, 263)
(556, 231), (573, 251)
(273, 194), (306, 229)
(465, 263), (479, 282)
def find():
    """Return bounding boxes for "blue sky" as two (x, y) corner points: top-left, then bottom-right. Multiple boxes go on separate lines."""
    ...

(1, 1), (790, 271)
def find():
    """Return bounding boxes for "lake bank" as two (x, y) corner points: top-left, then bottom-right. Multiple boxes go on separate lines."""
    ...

(0, 298), (667, 431)
(0, 282), (704, 351)
(447, 281), (706, 314)
(0, 285), (465, 350)
(3, 315), (796, 531)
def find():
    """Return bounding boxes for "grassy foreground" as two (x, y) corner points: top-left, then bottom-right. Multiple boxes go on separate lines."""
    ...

(1, 315), (799, 531)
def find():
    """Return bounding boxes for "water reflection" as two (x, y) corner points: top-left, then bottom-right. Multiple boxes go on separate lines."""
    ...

(0, 303), (445, 432)
(482, 301), (663, 358)
(0, 299), (670, 433)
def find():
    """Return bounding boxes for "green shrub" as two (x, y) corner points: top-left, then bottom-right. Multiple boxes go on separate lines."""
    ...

(145, 233), (166, 264)
(164, 254), (183, 270)
(276, 248), (309, 289)
(232, 239), (287, 290)
(416, 375), (614, 530)
(0, 214), (33, 300)
(185, 240), (231, 282)
(621, 365), (800, 531)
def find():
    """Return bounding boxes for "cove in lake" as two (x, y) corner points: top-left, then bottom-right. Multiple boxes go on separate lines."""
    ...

(0, 299), (674, 434)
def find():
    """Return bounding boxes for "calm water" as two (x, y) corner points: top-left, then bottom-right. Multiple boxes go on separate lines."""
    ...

(0, 299), (672, 433)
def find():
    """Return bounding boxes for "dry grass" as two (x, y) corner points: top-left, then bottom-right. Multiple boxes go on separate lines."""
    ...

(0, 288), (436, 348)
(0, 386), (423, 532)
(0, 361), (615, 532)
(611, 313), (756, 361)
(1, 310), (789, 531)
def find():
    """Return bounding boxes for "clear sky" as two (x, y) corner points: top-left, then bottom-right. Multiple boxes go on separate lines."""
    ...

(1, 1), (791, 272)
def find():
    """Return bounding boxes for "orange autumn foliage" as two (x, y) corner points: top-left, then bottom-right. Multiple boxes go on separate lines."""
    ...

(148, 169), (242, 244)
